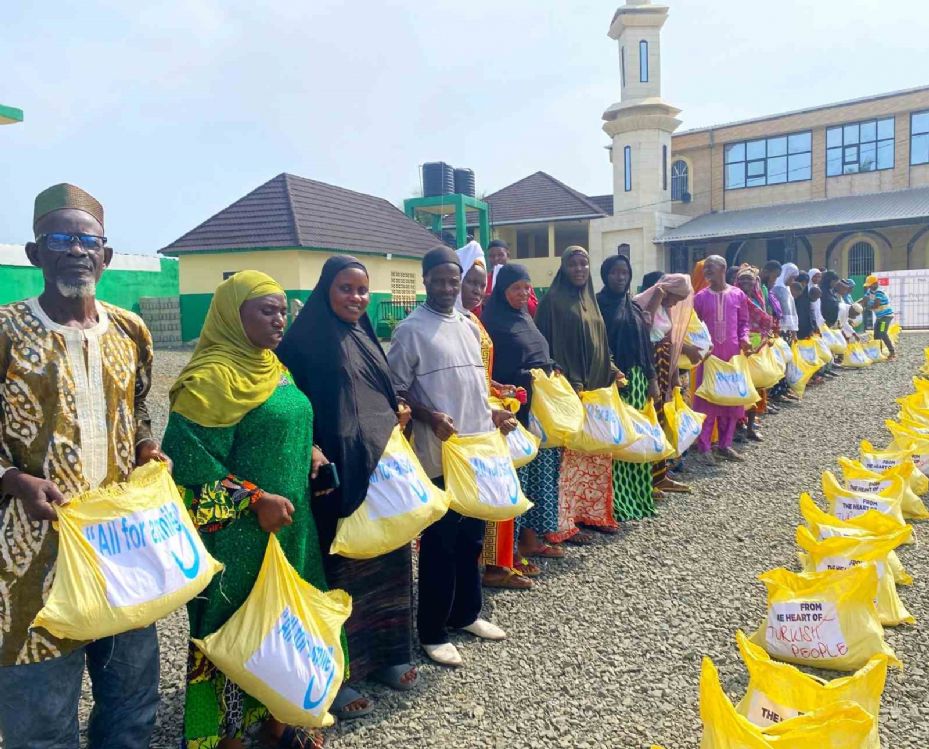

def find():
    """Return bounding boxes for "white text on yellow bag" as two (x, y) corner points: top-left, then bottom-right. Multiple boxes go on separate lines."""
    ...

(32, 462), (222, 641)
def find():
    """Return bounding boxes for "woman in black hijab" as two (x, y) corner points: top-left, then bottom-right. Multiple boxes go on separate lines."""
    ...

(276, 255), (418, 713)
(596, 254), (658, 521)
(819, 270), (841, 326)
(481, 263), (566, 560)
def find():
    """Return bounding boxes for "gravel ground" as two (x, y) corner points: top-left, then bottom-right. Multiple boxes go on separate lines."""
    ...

(80, 337), (929, 748)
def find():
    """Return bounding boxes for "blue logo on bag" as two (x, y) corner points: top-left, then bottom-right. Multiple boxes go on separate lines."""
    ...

(528, 413), (547, 444)
(509, 428), (534, 456)
(633, 422), (664, 453)
(679, 411), (699, 437)
(278, 607), (337, 711)
(373, 457), (429, 504)
(588, 404), (623, 444)
(469, 457), (521, 504)
(171, 524), (201, 580)
(715, 371), (748, 398)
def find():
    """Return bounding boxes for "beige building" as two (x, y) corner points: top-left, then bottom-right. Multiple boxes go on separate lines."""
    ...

(475, 0), (929, 291)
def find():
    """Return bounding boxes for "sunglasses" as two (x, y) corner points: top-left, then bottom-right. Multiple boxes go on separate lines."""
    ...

(37, 233), (107, 252)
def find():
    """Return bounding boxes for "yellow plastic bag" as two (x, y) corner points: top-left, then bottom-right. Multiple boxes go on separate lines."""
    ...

(796, 527), (914, 626)
(843, 342), (872, 369)
(783, 344), (819, 397)
(885, 424), (929, 475)
(912, 375), (929, 395)
(696, 354), (760, 407)
(799, 493), (912, 583)
(888, 322), (901, 344)
(680, 311), (712, 371)
(859, 438), (912, 473)
(822, 470), (907, 526)
(771, 336), (793, 367)
(193, 534), (350, 728)
(490, 396), (541, 469)
(441, 430), (533, 521)
(700, 656), (874, 748)
(749, 565), (900, 671)
(813, 335), (835, 365)
(663, 386), (706, 455)
(32, 462), (222, 641)
(861, 340), (888, 363)
(838, 454), (929, 521)
(747, 345), (784, 390)
(528, 369), (584, 448)
(819, 325), (848, 355)
(565, 385), (637, 457)
(734, 631), (887, 749)
(612, 399), (676, 464)
(330, 426), (449, 559)
(795, 339), (825, 368)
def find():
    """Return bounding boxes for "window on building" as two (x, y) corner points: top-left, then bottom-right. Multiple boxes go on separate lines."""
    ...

(826, 117), (894, 175)
(639, 40), (648, 82)
(222, 271), (237, 280)
(554, 221), (589, 257)
(670, 245), (689, 273)
(671, 159), (689, 201)
(515, 225), (549, 259)
(912, 110), (929, 166)
(617, 243), (631, 258)
(621, 47), (626, 88)
(724, 131), (812, 189)
(390, 271), (417, 302)
(662, 146), (668, 191)
(848, 241), (875, 276)
(624, 146), (632, 192)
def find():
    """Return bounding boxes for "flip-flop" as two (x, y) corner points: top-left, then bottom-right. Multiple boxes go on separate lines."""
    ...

(483, 568), (532, 590)
(564, 531), (595, 546)
(514, 559), (542, 577)
(528, 542), (565, 558)
(370, 664), (420, 692)
(330, 685), (374, 721)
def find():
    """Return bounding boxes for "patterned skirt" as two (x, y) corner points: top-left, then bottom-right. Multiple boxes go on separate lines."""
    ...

(516, 447), (561, 537)
(558, 450), (616, 531)
(613, 366), (656, 520)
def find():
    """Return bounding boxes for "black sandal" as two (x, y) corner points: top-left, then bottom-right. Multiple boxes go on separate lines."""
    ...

(330, 685), (374, 721)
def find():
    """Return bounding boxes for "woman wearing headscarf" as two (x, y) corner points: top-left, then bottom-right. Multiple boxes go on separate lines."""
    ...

(819, 270), (841, 327)
(596, 255), (658, 516)
(275, 256), (419, 714)
(770, 262), (799, 341)
(734, 265), (774, 441)
(482, 263), (565, 561)
(632, 271), (696, 494)
(454, 246), (535, 590)
(795, 271), (814, 339)
(163, 271), (334, 749)
(536, 247), (622, 540)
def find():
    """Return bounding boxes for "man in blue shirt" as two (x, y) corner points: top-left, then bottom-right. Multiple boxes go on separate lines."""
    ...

(860, 274), (896, 360)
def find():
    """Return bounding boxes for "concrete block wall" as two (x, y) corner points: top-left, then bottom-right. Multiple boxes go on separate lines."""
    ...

(140, 296), (182, 348)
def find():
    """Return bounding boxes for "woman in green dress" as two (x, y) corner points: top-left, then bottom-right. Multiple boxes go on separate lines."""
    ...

(163, 270), (334, 749)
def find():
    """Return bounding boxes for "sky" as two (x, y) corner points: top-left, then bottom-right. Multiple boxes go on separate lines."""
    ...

(1, 0), (926, 254)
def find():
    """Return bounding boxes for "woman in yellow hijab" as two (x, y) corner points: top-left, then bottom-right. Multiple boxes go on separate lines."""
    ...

(163, 271), (339, 749)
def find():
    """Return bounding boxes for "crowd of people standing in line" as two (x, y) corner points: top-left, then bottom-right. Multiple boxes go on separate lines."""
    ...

(0, 183), (898, 749)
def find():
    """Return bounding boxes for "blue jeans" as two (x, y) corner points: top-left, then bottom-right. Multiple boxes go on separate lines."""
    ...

(0, 625), (160, 749)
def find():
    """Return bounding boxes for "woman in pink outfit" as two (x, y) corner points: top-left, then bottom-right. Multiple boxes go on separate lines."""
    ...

(691, 255), (753, 462)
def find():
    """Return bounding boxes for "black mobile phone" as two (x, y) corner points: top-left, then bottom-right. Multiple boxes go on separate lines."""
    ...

(313, 463), (341, 493)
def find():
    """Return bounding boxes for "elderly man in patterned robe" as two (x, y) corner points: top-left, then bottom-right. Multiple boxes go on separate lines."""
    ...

(0, 184), (166, 748)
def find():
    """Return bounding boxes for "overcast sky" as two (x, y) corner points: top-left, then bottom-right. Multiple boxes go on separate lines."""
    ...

(1, 0), (926, 253)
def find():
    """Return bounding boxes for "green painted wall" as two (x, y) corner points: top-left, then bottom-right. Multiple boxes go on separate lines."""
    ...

(0, 258), (179, 313)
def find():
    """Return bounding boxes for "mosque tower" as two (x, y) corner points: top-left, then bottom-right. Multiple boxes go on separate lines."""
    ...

(588, 0), (688, 284)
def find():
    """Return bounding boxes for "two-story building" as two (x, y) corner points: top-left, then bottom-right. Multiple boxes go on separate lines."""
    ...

(470, 0), (929, 292)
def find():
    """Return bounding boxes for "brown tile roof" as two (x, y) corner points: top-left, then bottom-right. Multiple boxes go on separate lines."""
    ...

(586, 194), (614, 215)
(443, 171), (610, 228)
(161, 173), (441, 258)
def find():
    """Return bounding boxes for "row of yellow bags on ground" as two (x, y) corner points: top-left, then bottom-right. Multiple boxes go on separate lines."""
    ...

(691, 346), (922, 748)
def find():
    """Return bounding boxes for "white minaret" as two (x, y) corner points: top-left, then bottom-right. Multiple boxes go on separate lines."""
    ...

(603, 0), (681, 215)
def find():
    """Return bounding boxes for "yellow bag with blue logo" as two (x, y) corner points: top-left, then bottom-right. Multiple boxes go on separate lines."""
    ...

(862, 339), (888, 363)
(771, 336), (793, 367)
(700, 656), (875, 748)
(843, 342), (872, 369)
(839, 453), (929, 520)
(819, 325), (848, 355)
(441, 430), (533, 521)
(528, 369), (584, 448)
(613, 399), (676, 463)
(821, 470), (907, 527)
(662, 386), (706, 455)
(814, 335), (835, 365)
(695, 354), (760, 407)
(796, 526), (914, 626)
(734, 631), (887, 749)
(490, 396), (540, 469)
(193, 534), (350, 728)
(680, 312), (712, 371)
(795, 339), (825, 368)
(329, 426), (449, 559)
(748, 565), (900, 671)
(747, 345), (785, 389)
(784, 343), (820, 396)
(31, 462), (222, 641)
(565, 385), (637, 457)
(799, 493), (913, 580)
